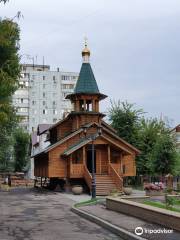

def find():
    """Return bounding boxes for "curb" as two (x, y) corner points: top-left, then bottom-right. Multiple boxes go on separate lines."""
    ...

(71, 207), (146, 240)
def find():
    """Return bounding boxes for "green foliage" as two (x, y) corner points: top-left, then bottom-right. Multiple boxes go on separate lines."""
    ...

(109, 100), (143, 146)
(165, 195), (175, 209)
(0, 17), (20, 171)
(74, 198), (101, 208)
(108, 100), (178, 176)
(143, 200), (180, 212)
(137, 118), (177, 175)
(13, 128), (30, 172)
(136, 119), (161, 175)
(151, 132), (177, 175)
(172, 152), (180, 176)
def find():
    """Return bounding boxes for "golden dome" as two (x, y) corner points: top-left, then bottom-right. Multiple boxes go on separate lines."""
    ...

(82, 37), (90, 56)
(82, 45), (90, 56)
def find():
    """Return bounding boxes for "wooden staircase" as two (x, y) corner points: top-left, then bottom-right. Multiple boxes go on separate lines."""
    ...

(96, 174), (118, 196)
(84, 164), (123, 196)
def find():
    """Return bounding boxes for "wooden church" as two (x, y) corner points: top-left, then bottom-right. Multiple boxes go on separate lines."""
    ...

(33, 43), (140, 195)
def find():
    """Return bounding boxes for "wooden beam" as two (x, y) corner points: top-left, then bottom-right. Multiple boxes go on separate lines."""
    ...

(120, 152), (123, 173)
(83, 146), (86, 165)
(98, 149), (101, 175)
(70, 154), (72, 176)
(108, 145), (111, 164)
(83, 99), (86, 111)
(92, 99), (95, 111)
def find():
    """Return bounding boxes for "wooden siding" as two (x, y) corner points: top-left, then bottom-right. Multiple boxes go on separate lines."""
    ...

(48, 145), (67, 177)
(79, 115), (100, 128)
(57, 118), (73, 140)
(34, 153), (48, 177)
(122, 154), (136, 176)
(70, 164), (84, 178)
(99, 145), (108, 174)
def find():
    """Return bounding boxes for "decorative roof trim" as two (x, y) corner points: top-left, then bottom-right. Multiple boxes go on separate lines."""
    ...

(102, 127), (140, 154)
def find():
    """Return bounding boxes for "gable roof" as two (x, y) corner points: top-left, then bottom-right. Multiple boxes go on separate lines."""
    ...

(31, 131), (38, 146)
(171, 124), (180, 133)
(62, 137), (92, 156)
(37, 124), (52, 135)
(32, 121), (140, 157)
(74, 63), (99, 94)
(61, 133), (136, 157)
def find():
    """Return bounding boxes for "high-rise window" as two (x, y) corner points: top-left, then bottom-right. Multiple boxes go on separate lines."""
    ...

(43, 92), (45, 97)
(62, 84), (74, 89)
(18, 107), (28, 113)
(43, 76), (45, 80)
(43, 109), (47, 114)
(53, 109), (57, 115)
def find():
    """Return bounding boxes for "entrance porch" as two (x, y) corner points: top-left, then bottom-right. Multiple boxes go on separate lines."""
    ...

(68, 144), (125, 195)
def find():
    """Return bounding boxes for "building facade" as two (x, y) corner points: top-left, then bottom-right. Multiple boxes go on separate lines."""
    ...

(13, 64), (78, 132)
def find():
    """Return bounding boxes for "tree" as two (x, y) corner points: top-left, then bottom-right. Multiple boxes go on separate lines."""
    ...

(13, 128), (30, 172)
(152, 131), (177, 175)
(0, 15), (20, 170)
(137, 118), (176, 175)
(173, 152), (180, 176)
(108, 100), (178, 176)
(108, 100), (143, 147)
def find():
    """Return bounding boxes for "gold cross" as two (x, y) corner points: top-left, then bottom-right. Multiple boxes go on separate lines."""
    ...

(84, 36), (88, 47)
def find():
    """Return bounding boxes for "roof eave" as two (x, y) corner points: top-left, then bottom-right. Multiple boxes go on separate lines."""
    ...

(65, 92), (107, 100)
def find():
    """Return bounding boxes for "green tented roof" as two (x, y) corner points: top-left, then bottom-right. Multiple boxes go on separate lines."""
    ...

(74, 63), (99, 94)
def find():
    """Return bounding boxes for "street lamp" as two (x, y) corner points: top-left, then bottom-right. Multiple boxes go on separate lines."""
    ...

(82, 125), (102, 199)
(91, 126), (102, 199)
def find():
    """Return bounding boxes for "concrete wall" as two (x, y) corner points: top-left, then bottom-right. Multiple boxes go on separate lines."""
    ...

(106, 197), (180, 231)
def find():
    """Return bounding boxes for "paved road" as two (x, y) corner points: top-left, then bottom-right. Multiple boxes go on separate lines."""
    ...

(0, 189), (121, 240)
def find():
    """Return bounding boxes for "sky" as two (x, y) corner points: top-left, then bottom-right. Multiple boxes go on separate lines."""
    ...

(1, 0), (180, 126)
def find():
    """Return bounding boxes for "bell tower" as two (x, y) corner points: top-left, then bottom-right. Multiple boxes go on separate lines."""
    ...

(66, 40), (107, 129)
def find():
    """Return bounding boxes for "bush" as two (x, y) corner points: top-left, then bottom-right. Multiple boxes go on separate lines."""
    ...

(165, 195), (175, 209)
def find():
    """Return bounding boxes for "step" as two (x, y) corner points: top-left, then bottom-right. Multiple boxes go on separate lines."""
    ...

(96, 185), (116, 188)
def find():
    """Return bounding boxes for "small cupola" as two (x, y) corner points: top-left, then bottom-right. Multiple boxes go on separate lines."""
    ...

(82, 38), (90, 63)
(66, 39), (107, 113)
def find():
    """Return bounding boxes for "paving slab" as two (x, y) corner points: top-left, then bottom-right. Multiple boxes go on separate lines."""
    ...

(79, 202), (180, 240)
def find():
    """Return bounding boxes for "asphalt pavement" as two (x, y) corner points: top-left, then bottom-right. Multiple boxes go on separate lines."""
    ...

(0, 189), (121, 240)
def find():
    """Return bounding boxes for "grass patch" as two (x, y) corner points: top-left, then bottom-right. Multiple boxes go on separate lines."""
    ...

(174, 198), (180, 206)
(74, 198), (103, 208)
(143, 200), (180, 213)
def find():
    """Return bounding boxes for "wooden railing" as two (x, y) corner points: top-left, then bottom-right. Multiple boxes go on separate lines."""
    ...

(83, 165), (92, 190)
(110, 163), (120, 175)
(108, 163), (123, 190)
(71, 164), (84, 177)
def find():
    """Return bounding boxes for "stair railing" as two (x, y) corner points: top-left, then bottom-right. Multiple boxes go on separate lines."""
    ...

(108, 163), (123, 190)
(83, 165), (92, 190)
